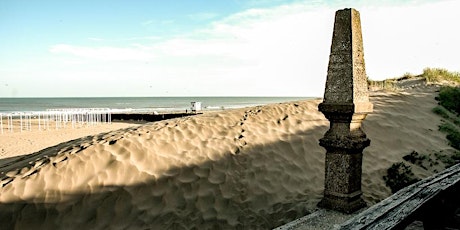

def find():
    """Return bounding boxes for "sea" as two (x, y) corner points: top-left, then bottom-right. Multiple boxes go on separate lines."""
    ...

(0, 97), (312, 113)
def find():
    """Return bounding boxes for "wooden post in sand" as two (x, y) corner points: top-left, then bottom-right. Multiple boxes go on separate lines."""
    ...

(0, 114), (3, 134)
(8, 114), (13, 132)
(318, 8), (373, 213)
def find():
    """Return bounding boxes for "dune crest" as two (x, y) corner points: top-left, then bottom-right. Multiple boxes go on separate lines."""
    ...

(0, 87), (456, 229)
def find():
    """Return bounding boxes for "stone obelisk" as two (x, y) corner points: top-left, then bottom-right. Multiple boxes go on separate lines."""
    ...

(317, 8), (373, 213)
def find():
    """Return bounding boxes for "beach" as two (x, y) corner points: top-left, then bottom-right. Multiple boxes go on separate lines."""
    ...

(0, 121), (142, 160)
(0, 86), (457, 229)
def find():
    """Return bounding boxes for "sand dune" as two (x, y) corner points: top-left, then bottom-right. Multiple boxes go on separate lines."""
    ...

(0, 86), (456, 229)
(0, 122), (140, 160)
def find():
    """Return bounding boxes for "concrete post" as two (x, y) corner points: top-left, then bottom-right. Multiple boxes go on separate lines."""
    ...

(317, 8), (373, 213)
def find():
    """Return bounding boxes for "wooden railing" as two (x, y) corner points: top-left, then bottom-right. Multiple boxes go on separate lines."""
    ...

(338, 163), (460, 229)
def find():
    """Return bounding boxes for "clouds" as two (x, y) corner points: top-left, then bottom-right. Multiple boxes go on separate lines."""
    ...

(188, 12), (219, 21)
(141, 19), (175, 27)
(361, 0), (460, 79)
(147, 3), (333, 96)
(3, 0), (459, 97)
(50, 44), (156, 61)
(48, 2), (332, 96)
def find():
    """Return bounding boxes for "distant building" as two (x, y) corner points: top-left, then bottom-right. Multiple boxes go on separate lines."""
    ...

(190, 102), (202, 113)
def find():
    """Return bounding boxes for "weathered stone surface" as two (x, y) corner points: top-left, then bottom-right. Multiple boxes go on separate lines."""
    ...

(321, 8), (372, 114)
(318, 8), (372, 214)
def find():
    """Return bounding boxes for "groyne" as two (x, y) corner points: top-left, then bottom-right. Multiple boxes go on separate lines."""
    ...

(110, 112), (197, 122)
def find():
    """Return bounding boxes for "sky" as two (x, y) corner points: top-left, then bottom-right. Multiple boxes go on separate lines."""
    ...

(1, 0), (459, 97)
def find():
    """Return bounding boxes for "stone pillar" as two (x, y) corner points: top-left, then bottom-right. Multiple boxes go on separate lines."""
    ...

(317, 8), (373, 214)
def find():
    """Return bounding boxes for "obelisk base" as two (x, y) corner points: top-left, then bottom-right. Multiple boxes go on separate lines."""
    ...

(318, 190), (366, 214)
(317, 150), (367, 213)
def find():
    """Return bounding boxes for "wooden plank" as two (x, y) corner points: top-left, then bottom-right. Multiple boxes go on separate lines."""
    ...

(338, 163), (460, 229)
